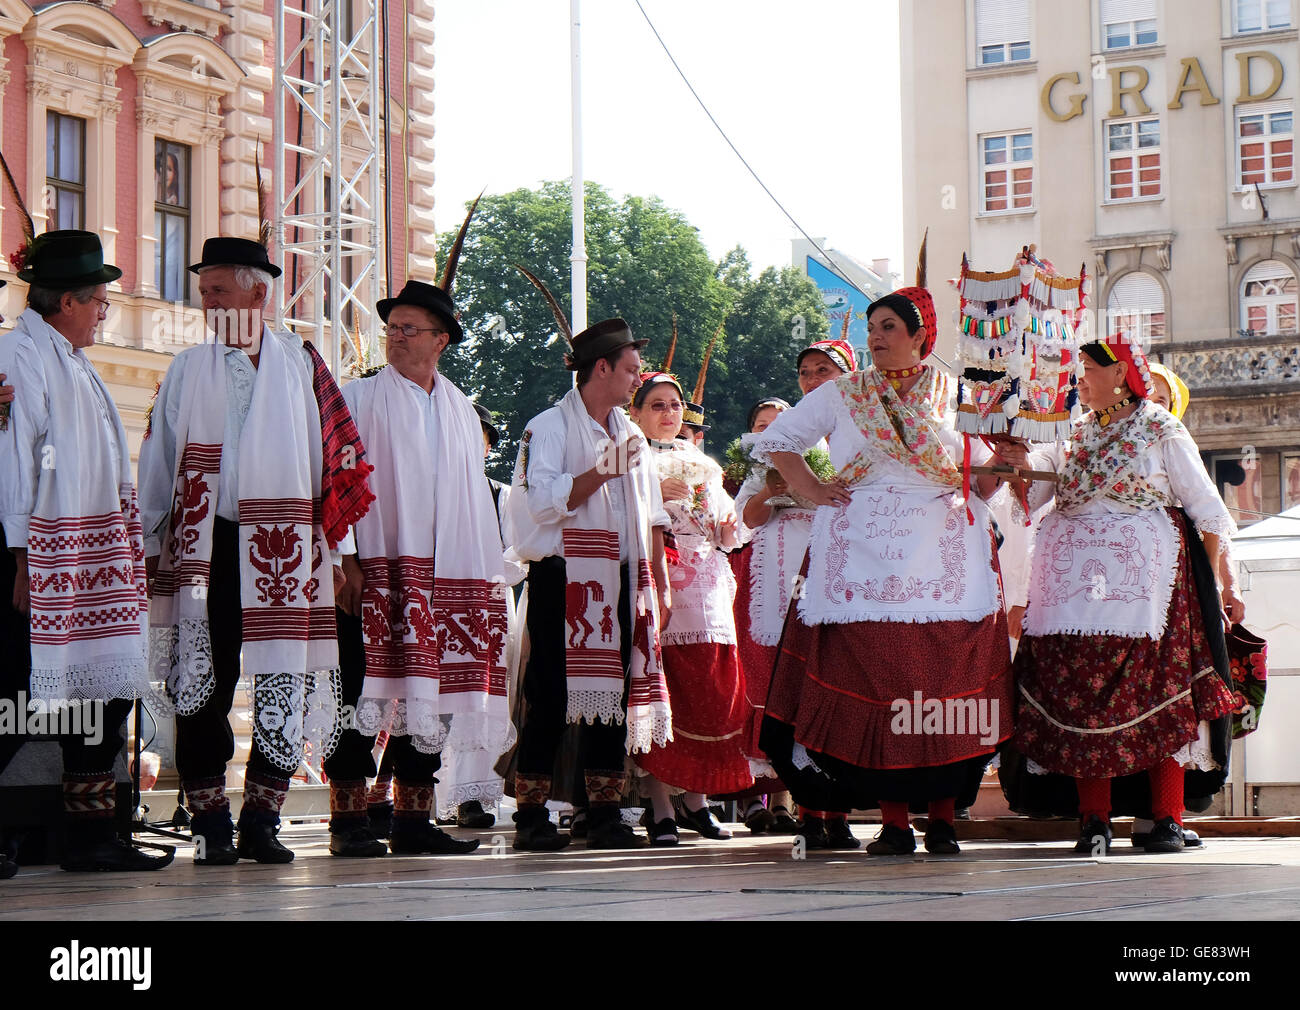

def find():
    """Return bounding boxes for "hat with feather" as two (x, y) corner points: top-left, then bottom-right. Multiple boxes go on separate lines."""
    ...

(377, 194), (481, 343)
(514, 265), (648, 370)
(188, 142), (282, 281)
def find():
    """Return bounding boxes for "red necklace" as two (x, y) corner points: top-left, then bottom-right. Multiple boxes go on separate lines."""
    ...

(881, 363), (924, 391)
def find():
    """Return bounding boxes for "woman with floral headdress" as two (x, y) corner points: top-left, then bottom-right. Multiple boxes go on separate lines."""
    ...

(628, 370), (752, 845)
(751, 244), (1017, 856)
(1000, 337), (1241, 854)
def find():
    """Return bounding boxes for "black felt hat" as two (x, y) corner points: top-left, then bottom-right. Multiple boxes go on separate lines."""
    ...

(17, 230), (122, 288)
(376, 280), (463, 343)
(567, 318), (647, 370)
(188, 237), (282, 279)
(474, 402), (501, 448)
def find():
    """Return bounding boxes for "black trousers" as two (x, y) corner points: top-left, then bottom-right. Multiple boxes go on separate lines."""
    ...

(516, 556), (630, 780)
(321, 607), (439, 784)
(0, 528), (133, 776)
(173, 518), (293, 781)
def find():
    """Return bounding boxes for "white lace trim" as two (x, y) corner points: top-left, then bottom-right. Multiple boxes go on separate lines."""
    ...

(749, 756), (777, 779)
(436, 779), (505, 820)
(354, 698), (516, 758)
(150, 618), (213, 717)
(566, 689), (627, 729)
(659, 628), (737, 647)
(625, 703), (673, 755)
(1194, 515), (1237, 550)
(252, 668), (343, 772)
(29, 653), (151, 705)
(750, 433), (806, 468)
(1171, 720), (1219, 771)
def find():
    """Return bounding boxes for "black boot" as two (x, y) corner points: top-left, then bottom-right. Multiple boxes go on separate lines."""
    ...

(389, 818), (480, 855)
(367, 801), (393, 839)
(457, 800), (496, 829)
(236, 809), (295, 864)
(329, 818), (388, 858)
(586, 805), (648, 849)
(190, 809), (240, 865)
(61, 822), (174, 873)
(513, 805), (570, 851)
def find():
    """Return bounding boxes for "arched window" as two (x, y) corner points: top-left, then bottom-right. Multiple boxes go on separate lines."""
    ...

(1106, 271), (1166, 342)
(1240, 259), (1298, 336)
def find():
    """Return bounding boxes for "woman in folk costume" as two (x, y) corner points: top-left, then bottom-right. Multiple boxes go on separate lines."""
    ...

(505, 269), (674, 851)
(0, 227), (171, 873)
(753, 240), (1017, 855)
(1001, 346), (1241, 853)
(733, 336), (856, 842)
(629, 339), (751, 845)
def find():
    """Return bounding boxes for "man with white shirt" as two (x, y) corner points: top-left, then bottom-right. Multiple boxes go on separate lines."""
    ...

(506, 294), (675, 851)
(138, 238), (372, 865)
(0, 231), (172, 872)
(324, 273), (510, 858)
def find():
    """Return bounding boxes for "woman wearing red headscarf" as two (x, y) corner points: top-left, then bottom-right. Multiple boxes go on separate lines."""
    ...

(1003, 336), (1240, 854)
(751, 275), (1016, 856)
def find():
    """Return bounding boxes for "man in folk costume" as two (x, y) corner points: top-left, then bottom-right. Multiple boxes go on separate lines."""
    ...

(506, 268), (674, 851)
(0, 228), (172, 872)
(325, 203), (511, 856)
(138, 238), (374, 865)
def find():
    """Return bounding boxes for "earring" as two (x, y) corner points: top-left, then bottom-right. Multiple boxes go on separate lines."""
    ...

(1113, 386), (1122, 395)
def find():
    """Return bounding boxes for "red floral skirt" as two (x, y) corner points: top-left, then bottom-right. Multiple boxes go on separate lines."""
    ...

(1013, 511), (1236, 779)
(635, 641), (754, 794)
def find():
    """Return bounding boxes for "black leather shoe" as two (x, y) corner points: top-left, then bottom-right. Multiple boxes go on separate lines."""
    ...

(236, 818), (295, 864)
(0, 855), (17, 879)
(367, 801), (393, 839)
(330, 824), (388, 857)
(924, 819), (960, 855)
(586, 808), (648, 849)
(61, 837), (175, 872)
(1142, 817), (1186, 854)
(457, 801), (496, 829)
(866, 823), (917, 855)
(647, 818), (679, 846)
(770, 807), (800, 834)
(678, 803), (732, 840)
(796, 815), (830, 850)
(826, 816), (862, 850)
(513, 807), (571, 851)
(1132, 825), (1202, 848)
(568, 808), (589, 839)
(1074, 816), (1113, 855)
(390, 820), (480, 855)
(743, 802), (776, 834)
(190, 810), (240, 866)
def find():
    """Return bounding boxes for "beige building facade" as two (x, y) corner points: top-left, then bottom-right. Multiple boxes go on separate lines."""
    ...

(902, 0), (1300, 524)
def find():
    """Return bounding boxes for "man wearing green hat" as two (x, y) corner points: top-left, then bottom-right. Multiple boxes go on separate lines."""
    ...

(0, 230), (173, 873)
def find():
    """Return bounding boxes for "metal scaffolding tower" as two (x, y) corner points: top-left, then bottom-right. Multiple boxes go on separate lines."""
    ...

(272, 1), (385, 376)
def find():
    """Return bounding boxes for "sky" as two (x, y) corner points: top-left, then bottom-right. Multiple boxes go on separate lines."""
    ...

(430, 0), (904, 279)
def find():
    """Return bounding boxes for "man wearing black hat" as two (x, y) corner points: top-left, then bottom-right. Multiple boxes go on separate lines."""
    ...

(504, 282), (675, 851)
(0, 231), (172, 872)
(138, 237), (370, 865)
(324, 246), (513, 856)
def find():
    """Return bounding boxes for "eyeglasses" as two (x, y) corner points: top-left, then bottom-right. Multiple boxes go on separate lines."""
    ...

(382, 323), (446, 338)
(90, 296), (110, 313)
(648, 400), (685, 413)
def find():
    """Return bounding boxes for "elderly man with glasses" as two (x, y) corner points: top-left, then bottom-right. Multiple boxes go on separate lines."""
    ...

(137, 237), (373, 866)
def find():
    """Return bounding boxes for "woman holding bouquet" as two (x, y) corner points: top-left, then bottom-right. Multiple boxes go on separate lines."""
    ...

(629, 372), (753, 844)
(752, 264), (1016, 856)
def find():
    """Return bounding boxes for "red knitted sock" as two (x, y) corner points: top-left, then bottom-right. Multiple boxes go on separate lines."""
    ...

(1076, 776), (1111, 824)
(799, 806), (826, 819)
(879, 800), (910, 831)
(1149, 758), (1184, 825)
(928, 797), (956, 826)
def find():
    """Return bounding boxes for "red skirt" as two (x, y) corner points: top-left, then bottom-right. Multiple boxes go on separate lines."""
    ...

(636, 641), (754, 794)
(732, 543), (779, 761)
(1013, 510), (1237, 779)
(767, 610), (1013, 771)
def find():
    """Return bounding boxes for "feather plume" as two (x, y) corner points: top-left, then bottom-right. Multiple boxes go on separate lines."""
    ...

(663, 314), (678, 371)
(0, 149), (34, 244)
(439, 190), (482, 294)
(255, 140), (271, 251)
(915, 227), (928, 289)
(514, 264), (573, 347)
(692, 319), (724, 405)
(840, 307), (851, 340)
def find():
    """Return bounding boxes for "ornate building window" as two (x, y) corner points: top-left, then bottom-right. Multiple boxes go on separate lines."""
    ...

(1106, 271), (1167, 343)
(154, 139), (191, 304)
(46, 111), (86, 230)
(1237, 103), (1294, 189)
(1240, 259), (1298, 336)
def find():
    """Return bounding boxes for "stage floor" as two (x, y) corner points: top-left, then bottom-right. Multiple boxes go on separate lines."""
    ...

(5, 822), (1300, 920)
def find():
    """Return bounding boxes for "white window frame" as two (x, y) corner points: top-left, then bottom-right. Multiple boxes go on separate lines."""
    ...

(1104, 117), (1162, 202)
(980, 130), (1035, 214)
(1236, 101), (1295, 190)
(974, 0), (1032, 66)
(1240, 259), (1299, 336)
(1233, 0), (1292, 34)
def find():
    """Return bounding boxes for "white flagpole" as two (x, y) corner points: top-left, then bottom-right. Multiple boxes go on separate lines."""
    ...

(570, 0), (588, 334)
